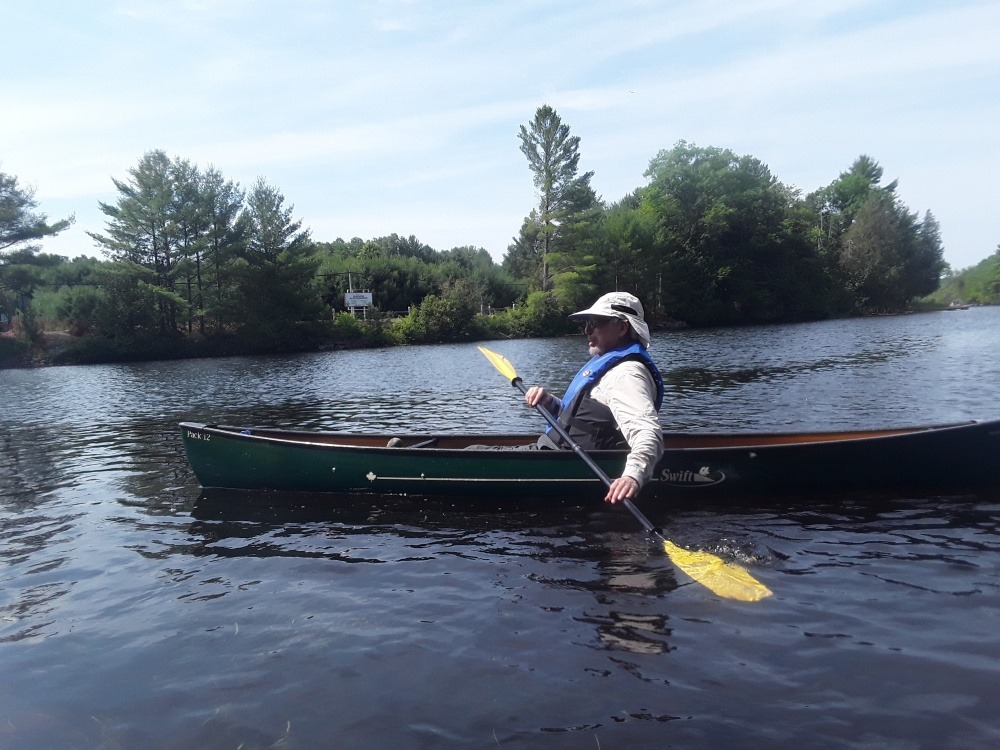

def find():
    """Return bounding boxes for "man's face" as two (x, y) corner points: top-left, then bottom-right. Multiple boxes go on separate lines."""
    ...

(582, 316), (628, 356)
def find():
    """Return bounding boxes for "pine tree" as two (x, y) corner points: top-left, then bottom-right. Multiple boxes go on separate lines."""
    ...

(509, 105), (599, 295)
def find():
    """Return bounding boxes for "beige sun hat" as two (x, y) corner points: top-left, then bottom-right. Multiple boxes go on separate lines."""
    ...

(568, 292), (651, 348)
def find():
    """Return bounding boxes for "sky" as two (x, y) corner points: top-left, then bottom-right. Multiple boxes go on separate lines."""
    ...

(3, 0), (999, 271)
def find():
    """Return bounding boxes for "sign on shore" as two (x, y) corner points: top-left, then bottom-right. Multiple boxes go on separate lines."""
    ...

(345, 292), (373, 308)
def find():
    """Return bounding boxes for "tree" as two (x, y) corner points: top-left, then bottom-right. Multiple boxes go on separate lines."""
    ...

(313, 236), (518, 318)
(200, 167), (245, 331)
(0, 172), (73, 256)
(808, 155), (895, 265)
(640, 142), (831, 325)
(839, 192), (908, 310)
(242, 178), (310, 263)
(90, 152), (251, 340)
(508, 105), (600, 294)
(90, 150), (180, 333)
(927, 245), (1000, 306)
(170, 157), (210, 334)
(1, 171), (74, 325)
(595, 191), (661, 312)
(234, 178), (323, 347)
(908, 210), (946, 298)
(813, 156), (945, 311)
(89, 261), (164, 341)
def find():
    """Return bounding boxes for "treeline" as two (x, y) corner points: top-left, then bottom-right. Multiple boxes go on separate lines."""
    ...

(0, 151), (532, 364)
(507, 106), (947, 326)
(1, 105), (961, 366)
(924, 247), (1000, 307)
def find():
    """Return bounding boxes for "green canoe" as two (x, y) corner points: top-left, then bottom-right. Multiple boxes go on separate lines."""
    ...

(180, 419), (1000, 500)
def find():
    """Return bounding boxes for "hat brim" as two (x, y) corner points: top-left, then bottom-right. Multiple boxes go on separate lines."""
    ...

(568, 306), (650, 348)
(567, 305), (612, 320)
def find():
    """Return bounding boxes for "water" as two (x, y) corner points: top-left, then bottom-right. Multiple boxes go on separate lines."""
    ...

(2, 308), (1000, 749)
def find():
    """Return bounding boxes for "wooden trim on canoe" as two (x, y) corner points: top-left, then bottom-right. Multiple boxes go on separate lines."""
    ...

(186, 421), (979, 452)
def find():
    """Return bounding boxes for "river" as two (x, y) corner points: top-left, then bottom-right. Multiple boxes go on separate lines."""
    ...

(2, 307), (999, 748)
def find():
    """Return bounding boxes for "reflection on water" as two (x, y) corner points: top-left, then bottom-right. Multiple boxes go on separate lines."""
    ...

(3, 308), (1000, 748)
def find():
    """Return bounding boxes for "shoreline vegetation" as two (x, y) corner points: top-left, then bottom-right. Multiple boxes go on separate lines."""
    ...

(5, 105), (999, 370)
(0, 301), (991, 370)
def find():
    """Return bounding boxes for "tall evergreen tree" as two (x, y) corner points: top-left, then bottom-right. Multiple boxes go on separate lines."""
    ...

(507, 105), (600, 296)
(235, 178), (323, 345)
(89, 151), (249, 341)
(909, 210), (946, 298)
(171, 158), (210, 334)
(1, 172), (73, 256)
(840, 191), (908, 310)
(1, 171), (74, 322)
(201, 167), (245, 331)
(811, 156), (944, 311)
(90, 150), (183, 334)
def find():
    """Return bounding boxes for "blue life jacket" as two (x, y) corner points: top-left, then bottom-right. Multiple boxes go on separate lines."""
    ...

(545, 343), (664, 450)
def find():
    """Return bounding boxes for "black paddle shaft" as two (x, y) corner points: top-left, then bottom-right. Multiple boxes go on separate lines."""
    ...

(510, 377), (662, 539)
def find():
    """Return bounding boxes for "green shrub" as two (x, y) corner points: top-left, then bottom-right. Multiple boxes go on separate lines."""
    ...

(32, 285), (105, 334)
(15, 308), (41, 344)
(331, 311), (364, 340)
(392, 291), (478, 343)
(0, 336), (31, 367)
(485, 291), (571, 338)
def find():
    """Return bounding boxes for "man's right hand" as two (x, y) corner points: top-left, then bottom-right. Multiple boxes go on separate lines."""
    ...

(524, 386), (550, 408)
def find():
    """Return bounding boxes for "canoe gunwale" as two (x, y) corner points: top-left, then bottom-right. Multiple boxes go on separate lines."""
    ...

(180, 419), (985, 453)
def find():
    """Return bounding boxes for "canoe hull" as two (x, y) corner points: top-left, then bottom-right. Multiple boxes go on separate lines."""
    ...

(180, 420), (1000, 500)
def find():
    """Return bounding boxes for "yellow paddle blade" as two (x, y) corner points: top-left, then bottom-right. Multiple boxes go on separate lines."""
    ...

(478, 346), (519, 383)
(662, 540), (773, 602)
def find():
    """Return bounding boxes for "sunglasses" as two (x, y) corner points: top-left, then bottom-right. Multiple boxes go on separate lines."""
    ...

(582, 317), (617, 334)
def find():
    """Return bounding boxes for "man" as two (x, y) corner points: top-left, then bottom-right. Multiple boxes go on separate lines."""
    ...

(526, 292), (664, 504)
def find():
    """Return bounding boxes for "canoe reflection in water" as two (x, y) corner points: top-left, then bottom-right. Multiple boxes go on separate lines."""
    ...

(190, 488), (681, 655)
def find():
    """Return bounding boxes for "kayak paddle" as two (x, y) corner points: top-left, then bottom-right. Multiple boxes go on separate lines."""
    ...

(478, 346), (772, 602)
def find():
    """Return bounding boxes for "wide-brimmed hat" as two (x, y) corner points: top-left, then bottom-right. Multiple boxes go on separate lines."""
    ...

(568, 292), (650, 348)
